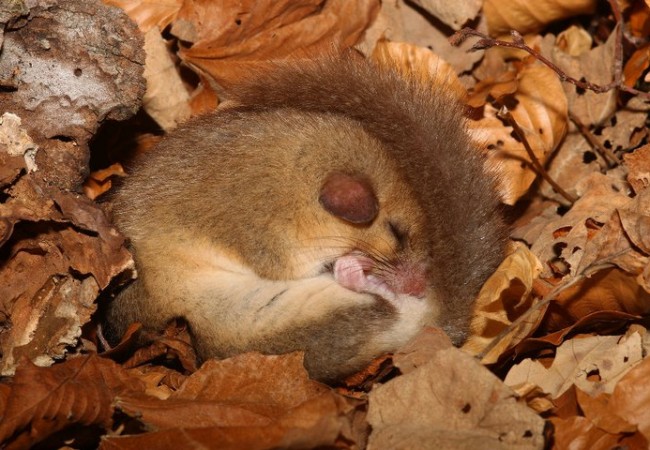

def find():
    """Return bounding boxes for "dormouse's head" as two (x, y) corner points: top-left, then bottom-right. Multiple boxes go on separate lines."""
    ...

(251, 111), (434, 304)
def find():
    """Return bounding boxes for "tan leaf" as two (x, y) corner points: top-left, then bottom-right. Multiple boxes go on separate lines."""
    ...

(141, 28), (191, 130)
(462, 242), (546, 364)
(357, 0), (485, 75)
(543, 29), (618, 126)
(409, 0), (481, 30)
(469, 62), (568, 204)
(504, 332), (650, 398)
(484, 0), (597, 36)
(367, 346), (545, 449)
(625, 143), (650, 195)
(103, 0), (182, 33)
(556, 25), (593, 56)
(514, 172), (633, 280)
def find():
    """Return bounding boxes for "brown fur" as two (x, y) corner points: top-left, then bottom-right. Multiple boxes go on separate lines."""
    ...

(105, 55), (507, 381)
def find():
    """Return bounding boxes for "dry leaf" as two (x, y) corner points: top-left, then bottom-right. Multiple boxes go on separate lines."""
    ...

(609, 355), (650, 442)
(367, 346), (546, 449)
(175, 0), (379, 91)
(505, 332), (650, 398)
(141, 28), (191, 130)
(625, 143), (650, 194)
(469, 62), (568, 204)
(463, 242), (545, 364)
(543, 29), (618, 127)
(103, 0), (182, 33)
(357, 0), (485, 76)
(108, 352), (366, 449)
(0, 355), (146, 449)
(484, 0), (597, 36)
(408, 0), (481, 30)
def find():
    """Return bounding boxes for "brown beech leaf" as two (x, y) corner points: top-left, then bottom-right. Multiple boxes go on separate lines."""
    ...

(483, 0), (597, 36)
(623, 43), (650, 88)
(0, 354), (146, 449)
(110, 352), (366, 449)
(357, 0), (484, 76)
(463, 242), (546, 364)
(392, 326), (453, 375)
(609, 355), (650, 442)
(0, 176), (134, 376)
(514, 172), (633, 280)
(83, 163), (126, 200)
(408, 0), (481, 30)
(625, 143), (650, 195)
(103, 0), (182, 33)
(367, 345), (546, 449)
(505, 331), (650, 398)
(469, 62), (568, 204)
(542, 29), (618, 127)
(575, 388), (637, 434)
(176, 0), (379, 91)
(550, 415), (647, 450)
(543, 269), (650, 331)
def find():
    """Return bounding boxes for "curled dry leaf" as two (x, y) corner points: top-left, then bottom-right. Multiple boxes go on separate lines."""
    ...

(505, 332), (650, 399)
(103, 0), (182, 33)
(109, 352), (366, 449)
(608, 355), (650, 442)
(462, 242), (546, 364)
(371, 40), (468, 102)
(0, 175), (135, 375)
(408, 0), (481, 31)
(541, 30), (618, 127)
(625, 143), (650, 195)
(469, 62), (568, 204)
(483, 0), (597, 36)
(175, 0), (379, 91)
(83, 162), (126, 200)
(367, 345), (546, 450)
(555, 25), (592, 57)
(544, 270), (650, 331)
(141, 28), (191, 130)
(0, 355), (146, 449)
(357, 0), (485, 75)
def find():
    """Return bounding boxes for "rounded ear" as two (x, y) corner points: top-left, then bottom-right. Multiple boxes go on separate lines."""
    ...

(319, 172), (378, 224)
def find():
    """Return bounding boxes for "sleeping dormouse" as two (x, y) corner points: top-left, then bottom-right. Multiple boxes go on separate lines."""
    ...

(105, 54), (507, 382)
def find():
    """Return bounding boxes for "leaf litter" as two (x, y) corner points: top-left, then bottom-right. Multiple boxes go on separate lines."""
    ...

(2, 0), (650, 448)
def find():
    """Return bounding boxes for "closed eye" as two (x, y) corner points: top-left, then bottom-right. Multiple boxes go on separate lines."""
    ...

(387, 220), (407, 249)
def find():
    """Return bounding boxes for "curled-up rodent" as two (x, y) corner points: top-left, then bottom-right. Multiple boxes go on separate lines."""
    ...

(105, 54), (507, 382)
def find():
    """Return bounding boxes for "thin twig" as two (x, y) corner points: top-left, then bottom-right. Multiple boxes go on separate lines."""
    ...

(450, 1), (650, 101)
(499, 108), (578, 204)
(569, 111), (620, 168)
